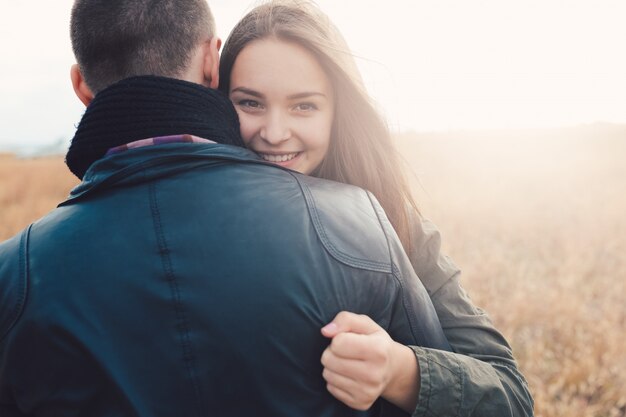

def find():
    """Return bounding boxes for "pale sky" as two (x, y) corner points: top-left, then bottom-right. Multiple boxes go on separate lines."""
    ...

(1, 0), (625, 150)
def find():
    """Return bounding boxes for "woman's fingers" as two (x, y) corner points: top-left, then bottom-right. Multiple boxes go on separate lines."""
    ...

(323, 368), (379, 411)
(321, 311), (380, 338)
(320, 311), (397, 410)
(322, 353), (387, 390)
(322, 347), (375, 381)
(329, 331), (390, 360)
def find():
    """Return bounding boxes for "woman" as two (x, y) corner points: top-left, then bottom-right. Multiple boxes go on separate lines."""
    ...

(219, 1), (534, 416)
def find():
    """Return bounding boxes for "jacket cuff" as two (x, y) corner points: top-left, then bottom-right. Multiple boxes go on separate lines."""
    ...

(411, 345), (463, 417)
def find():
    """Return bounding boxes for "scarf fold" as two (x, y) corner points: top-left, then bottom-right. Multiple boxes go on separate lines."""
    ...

(66, 76), (242, 179)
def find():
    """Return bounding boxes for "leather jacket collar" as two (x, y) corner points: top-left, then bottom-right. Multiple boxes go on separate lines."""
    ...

(62, 143), (264, 205)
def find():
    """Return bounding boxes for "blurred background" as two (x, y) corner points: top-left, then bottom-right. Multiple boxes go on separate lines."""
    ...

(1, 1), (625, 416)
(2, 0), (626, 151)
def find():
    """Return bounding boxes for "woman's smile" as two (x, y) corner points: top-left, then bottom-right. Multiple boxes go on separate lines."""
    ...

(257, 151), (301, 164)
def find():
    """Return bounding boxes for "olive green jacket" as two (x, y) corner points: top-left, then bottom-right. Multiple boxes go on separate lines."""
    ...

(407, 216), (534, 416)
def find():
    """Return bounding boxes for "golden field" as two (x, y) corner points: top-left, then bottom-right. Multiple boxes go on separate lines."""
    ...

(1, 125), (625, 416)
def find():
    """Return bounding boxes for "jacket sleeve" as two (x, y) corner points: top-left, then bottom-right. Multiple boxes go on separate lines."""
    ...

(0, 229), (30, 414)
(406, 216), (534, 417)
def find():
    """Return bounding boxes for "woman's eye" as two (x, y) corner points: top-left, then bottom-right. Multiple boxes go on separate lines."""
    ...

(294, 103), (318, 112)
(238, 99), (263, 110)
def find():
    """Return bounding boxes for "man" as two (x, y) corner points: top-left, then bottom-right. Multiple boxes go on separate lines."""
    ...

(0, 1), (449, 416)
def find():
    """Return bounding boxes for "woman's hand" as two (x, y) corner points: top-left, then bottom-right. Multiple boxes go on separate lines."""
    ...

(320, 311), (420, 412)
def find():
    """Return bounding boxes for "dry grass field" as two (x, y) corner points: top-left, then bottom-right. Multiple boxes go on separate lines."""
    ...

(1, 125), (625, 416)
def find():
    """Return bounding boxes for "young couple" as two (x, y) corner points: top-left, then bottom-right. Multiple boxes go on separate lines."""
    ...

(0, 0), (532, 416)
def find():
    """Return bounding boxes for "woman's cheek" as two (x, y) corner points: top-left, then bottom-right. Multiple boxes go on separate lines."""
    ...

(319, 122), (333, 155)
(237, 113), (256, 145)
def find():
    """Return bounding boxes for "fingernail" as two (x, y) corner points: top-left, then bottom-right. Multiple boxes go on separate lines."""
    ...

(322, 322), (338, 333)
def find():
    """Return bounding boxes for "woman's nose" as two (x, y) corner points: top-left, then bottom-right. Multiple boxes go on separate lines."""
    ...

(260, 111), (291, 145)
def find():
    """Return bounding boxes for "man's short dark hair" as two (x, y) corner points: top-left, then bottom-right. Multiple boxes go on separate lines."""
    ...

(71, 0), (215, 94)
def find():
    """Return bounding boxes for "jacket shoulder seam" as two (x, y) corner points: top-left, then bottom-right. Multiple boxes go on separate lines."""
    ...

(291, 173), (391, 273)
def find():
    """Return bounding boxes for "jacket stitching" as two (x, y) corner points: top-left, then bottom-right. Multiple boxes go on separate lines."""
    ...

(365, 189), (428, 348)
(0, 225), (31, 343)
(414, 350), (432, 417)
(457, 355), (465, 417)
(371, 191), (452, 352)
(425, 354), (433, 417)
(291, 174), (392, 273)
(391, 264), (424, 345)
(364, 191), (426, 341)
(149, 181), (202, 415)
(365, 190), (396, 266)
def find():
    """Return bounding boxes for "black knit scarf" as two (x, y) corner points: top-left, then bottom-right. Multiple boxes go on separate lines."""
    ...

(66, 76), (243, 179)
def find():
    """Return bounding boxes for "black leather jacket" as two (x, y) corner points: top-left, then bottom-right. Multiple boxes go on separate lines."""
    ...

(0, 143), (450, 417)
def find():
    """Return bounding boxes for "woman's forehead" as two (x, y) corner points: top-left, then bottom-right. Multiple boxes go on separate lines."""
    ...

(230, 38), (332, 96)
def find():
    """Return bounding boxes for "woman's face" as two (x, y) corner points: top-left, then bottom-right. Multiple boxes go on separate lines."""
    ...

(229, 38), (334, 175)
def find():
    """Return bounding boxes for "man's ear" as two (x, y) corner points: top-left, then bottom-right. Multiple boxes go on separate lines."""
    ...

(204, 37), (222, 89)
(70, 64), (94, 106)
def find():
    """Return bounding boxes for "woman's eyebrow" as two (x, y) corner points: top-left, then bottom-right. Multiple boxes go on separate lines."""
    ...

(287, 92), (326, 100)
(231, 87), (326, 101)
(230, 87), (264, 98)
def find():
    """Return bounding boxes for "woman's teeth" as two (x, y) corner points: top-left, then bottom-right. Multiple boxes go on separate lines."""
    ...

(260, 153), (298, 162)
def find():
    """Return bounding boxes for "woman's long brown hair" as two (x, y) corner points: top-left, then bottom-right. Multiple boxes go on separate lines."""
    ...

(219, 0), (419, 252)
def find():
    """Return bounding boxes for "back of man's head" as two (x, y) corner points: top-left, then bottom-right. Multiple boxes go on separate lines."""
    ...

(71, 0), (215, 94)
